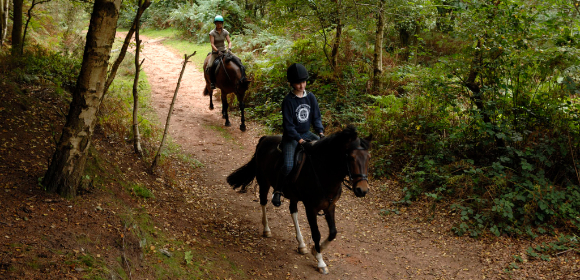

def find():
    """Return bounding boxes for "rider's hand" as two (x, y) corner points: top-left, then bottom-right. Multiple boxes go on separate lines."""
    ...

(319, 133), (325, 139)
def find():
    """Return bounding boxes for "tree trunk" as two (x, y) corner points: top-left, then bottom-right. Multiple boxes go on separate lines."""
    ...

(11, 0), (22, 55)
(42, 0), (122, 198)
(0, 0), (9, 45)
(132, 19), (143, 156)
(372, 0), (385, 93)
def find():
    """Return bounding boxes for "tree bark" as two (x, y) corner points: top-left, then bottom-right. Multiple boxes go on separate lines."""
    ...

(372, 0), (385, 93)
(11, 0), (22, 55)
(0, 0), (9, 45)
(42, 0), (122, 198)
(151, 52), (196, 171)
(132, 19), (144, 156)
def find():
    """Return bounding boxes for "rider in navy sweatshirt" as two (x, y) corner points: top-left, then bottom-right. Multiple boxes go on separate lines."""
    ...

(272, 63), (325, 207)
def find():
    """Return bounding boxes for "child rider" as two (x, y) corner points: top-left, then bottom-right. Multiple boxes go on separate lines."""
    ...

(272, 63), (325, 207)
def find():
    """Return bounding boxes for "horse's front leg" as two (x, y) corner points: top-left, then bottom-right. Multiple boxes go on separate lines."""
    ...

(208, 88), (214, 110)
(258, 178), (271, 237)
(290, 201), (308, 254)
(239, 98), (246, 132)
(305, 209), (329, 274)
(321, 205), (337, 252)
(222, 92), (231, 127)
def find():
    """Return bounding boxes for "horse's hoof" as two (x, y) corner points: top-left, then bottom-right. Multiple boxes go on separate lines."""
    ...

(298, 246), (308, 255)
(240, 124), (246, 132)
(209, 105), (214, 110)
(225, 121), (231, 127)
(318, 266), (329, 275)
(263, 231), (272, 238)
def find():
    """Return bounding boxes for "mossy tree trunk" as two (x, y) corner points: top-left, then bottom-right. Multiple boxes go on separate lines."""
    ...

(42, 0), (122, 198)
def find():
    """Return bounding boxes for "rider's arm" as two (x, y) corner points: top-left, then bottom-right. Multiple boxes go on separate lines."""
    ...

(226, 34), (232, 50)
(282, 97), (301, 142)
(210, 35), (218, 52)
(309, 93), (324, 135)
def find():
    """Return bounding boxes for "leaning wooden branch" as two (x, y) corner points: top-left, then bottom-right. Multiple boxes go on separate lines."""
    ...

(150, 52), (196, 171)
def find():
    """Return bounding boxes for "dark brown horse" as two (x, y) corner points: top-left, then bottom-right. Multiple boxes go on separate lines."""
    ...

(227, 125), (371, 274)
(203, 53), (251, 131)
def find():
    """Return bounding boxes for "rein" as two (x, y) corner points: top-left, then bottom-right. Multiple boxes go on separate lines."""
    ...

(218, 54), (232, 82)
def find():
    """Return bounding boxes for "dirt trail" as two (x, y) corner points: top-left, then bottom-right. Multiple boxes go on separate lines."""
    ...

(138, 36), (487, 279)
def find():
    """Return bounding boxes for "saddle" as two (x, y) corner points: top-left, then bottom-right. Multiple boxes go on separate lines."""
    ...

(276, 142), (309, 183)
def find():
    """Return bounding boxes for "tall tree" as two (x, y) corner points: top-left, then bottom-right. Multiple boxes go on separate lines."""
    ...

(0, 0), (9, 45)
(372, 0), (386, 93)
(11, 0), (22, 55)
(42, 0), (122, 197)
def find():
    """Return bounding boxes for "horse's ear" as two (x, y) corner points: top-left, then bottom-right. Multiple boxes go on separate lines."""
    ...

(364, 134), (373, 149)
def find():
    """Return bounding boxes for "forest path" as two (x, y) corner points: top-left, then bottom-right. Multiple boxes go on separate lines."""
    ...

(136, 34), (486, 279)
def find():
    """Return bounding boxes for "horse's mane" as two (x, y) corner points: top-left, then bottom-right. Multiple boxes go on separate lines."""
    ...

(311, 124), (359, 152)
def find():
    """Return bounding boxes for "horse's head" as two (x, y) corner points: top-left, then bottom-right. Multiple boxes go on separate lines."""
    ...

(346, 135), (372, 197)
(310, 125), (372, 197)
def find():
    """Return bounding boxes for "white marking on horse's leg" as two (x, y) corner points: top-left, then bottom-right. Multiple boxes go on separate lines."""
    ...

(315, 252), (329, 274)
(262, 205), (272, 237)
(292, 212), (308, 254)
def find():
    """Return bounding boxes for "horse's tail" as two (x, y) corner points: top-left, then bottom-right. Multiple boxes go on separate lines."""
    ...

(227, 145), (259, 192)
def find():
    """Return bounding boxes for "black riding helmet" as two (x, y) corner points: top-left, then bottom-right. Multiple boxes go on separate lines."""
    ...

(287, 63), (309, 84)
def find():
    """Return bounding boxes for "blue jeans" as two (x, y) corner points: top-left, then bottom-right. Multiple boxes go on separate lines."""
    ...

(281, 131), (320, 177)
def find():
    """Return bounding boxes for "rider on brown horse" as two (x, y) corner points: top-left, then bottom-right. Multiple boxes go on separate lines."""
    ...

(207, 15), (247, 89)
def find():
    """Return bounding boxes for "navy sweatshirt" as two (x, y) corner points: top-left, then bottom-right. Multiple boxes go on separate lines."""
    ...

(282, 91), (324, 142)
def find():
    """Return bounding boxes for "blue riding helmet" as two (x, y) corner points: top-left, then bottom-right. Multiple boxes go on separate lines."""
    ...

(214, 15), (224, 23)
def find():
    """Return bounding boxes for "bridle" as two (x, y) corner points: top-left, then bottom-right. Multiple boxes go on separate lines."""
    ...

(342, 147), (369, 191)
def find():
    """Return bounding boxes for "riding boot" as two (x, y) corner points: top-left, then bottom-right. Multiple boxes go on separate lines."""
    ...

(272, 173), (288, 207)
(209, 59), (220, 89)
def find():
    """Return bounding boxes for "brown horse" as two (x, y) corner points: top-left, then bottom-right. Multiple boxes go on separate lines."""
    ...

(227, 125), (371, 274)
(203, 52), (251, 131)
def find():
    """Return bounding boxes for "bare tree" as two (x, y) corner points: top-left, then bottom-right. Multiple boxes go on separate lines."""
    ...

(150, 52), (196, 171)
(0, 0), (9, 46)
(42, 0), (122, 197)
(21, 0), (51, 53)
(102, 0), (151, 99)
(132, 11), (145, 156)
